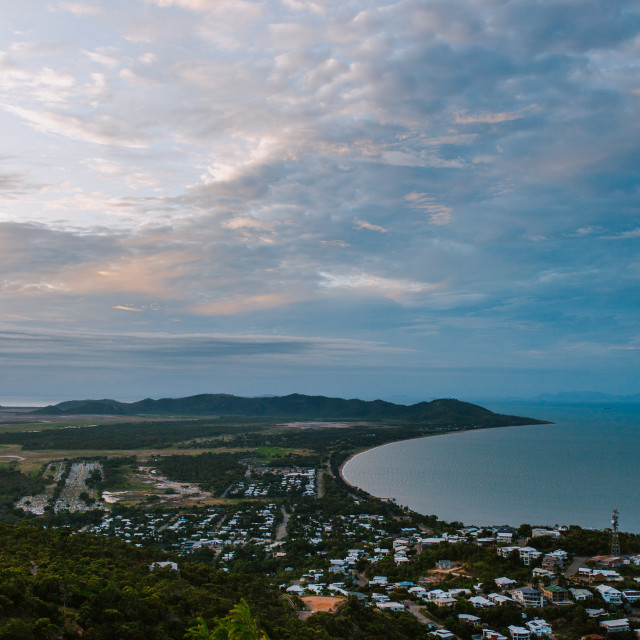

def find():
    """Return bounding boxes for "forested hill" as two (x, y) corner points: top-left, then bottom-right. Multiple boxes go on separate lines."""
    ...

(33, 394), (547, 425)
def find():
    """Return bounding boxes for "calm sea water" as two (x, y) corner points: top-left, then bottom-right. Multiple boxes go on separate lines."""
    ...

(342, 404), (640, 533)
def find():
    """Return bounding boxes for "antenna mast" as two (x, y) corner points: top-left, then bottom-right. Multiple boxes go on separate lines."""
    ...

(611, 508), (620, 556)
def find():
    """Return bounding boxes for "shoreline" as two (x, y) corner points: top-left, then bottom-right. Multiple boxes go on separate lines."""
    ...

(336, 419), (640, 532)
(337, 408), (640, 533)
(338, 421), (543, 500)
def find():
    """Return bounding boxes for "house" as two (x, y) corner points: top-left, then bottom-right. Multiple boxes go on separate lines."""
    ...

(585, 608), (606, 618)
(532, 568), (556, 579)
(622, 589), (640, 603)
(542, 584), (570, 603)
(149, 561), (179, 572)
(526, 618), (553, 637)
(436, 559), (456, 570)
(495, 576), (517, 590)
(531, 528), (561, 539)
(599, 619), (629, 633)
(497, 532), (514, 543)
(497, 546), (520, 559)
(519, 547), (542, 566)
(513, 587), (545, 608)
(371, 593), (390, 602)
(430, 630), (455, 639)
(376, 601), (404, 612)
(487, 592), (516, 606)
(421, 537), (447, 547)
(569, 588), (593, 601)
(595, 584), (622, 604)
(508, 625), (531, 640)
(542, 550), (567, 570)
(435, 596), (457, 607)
(591, 570), (622, 582)
(286, 584), (305, 595)
(469, 595), (495, 608)
(592, 555), (624, 568)
(483, 630), (508, 640)
(458, 613), (481, 624)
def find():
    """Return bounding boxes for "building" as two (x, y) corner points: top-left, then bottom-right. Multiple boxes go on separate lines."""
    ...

(496, 576), (517, 590)
(519, 547), (543, 566)
(526, 618), (553, 637)
(531, 528), (561, 539)
(542, 584), (570, 603)
(622, 589), (640, 603)
(483, 630), (508, 640)
(595, 584), (622, 604)
(508, 625), (531, 640)
(569, 588), (592, 601)
(458, 613), (481, 624)
(599, 619), (629, 633)
(513, 587), (545, 608)
(376, 601), (405, 612)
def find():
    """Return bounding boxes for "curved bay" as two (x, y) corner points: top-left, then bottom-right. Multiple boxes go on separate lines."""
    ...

(342, 404), (640, 532)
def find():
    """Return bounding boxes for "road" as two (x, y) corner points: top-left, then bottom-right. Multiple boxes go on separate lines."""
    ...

(317, 470), (324, 498)
(404, 603), (461, 639)
(276, 507), (290, 541)
(565, 556), (589, 578)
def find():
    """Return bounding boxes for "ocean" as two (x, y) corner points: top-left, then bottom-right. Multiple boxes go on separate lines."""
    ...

(342, 403), (640, 533)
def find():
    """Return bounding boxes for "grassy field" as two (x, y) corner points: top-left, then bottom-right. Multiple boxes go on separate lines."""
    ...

(254, 445), (310, 461)
(0, 443), (257, 473)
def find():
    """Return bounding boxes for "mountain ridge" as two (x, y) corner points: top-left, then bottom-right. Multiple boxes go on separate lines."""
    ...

(32, 393), (548, 425)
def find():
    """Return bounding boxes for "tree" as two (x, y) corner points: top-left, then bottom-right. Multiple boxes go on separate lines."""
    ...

(186, 600), (270, 640)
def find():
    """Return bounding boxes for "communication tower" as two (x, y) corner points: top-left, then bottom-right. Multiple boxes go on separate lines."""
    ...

(611, 508), (620, 556)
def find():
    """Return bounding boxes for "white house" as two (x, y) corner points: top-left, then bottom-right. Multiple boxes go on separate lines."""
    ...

(496, 532), (514, 543)
(430, 630), (454, 639)
(376, 601), (404, 612)
(458, 613), (481, 624)
(487, 592), (516, 606)
(622, 589), (640, 603)
(513, 587), (544, 608)
(599, 618), (629, 633)
(508, 625), (531, 640)
(526, 618), (553, 637)
(569, 588), (593, 601)
(495, 576), (517, 590)
(519, 547), (542, 566)
(469, 595), (495, 608)
(596, 584), (622, 604)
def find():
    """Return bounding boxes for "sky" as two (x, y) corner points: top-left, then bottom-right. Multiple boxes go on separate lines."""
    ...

(1, 0), (639, 405)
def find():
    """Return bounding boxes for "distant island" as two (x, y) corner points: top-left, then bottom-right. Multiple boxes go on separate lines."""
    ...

(32, 393), (548, 426)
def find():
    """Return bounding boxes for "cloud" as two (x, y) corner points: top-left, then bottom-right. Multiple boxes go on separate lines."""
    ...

(191, 294), (300, 316)
(353, 218), (387, 233)
(0, 0), (639, 398)
(454, 105), (539, 125)
(601, 227), (640, 240)
(59, 2), (105, 15)
(405, 192), (453, 225)
(1, 104), (148, 148)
